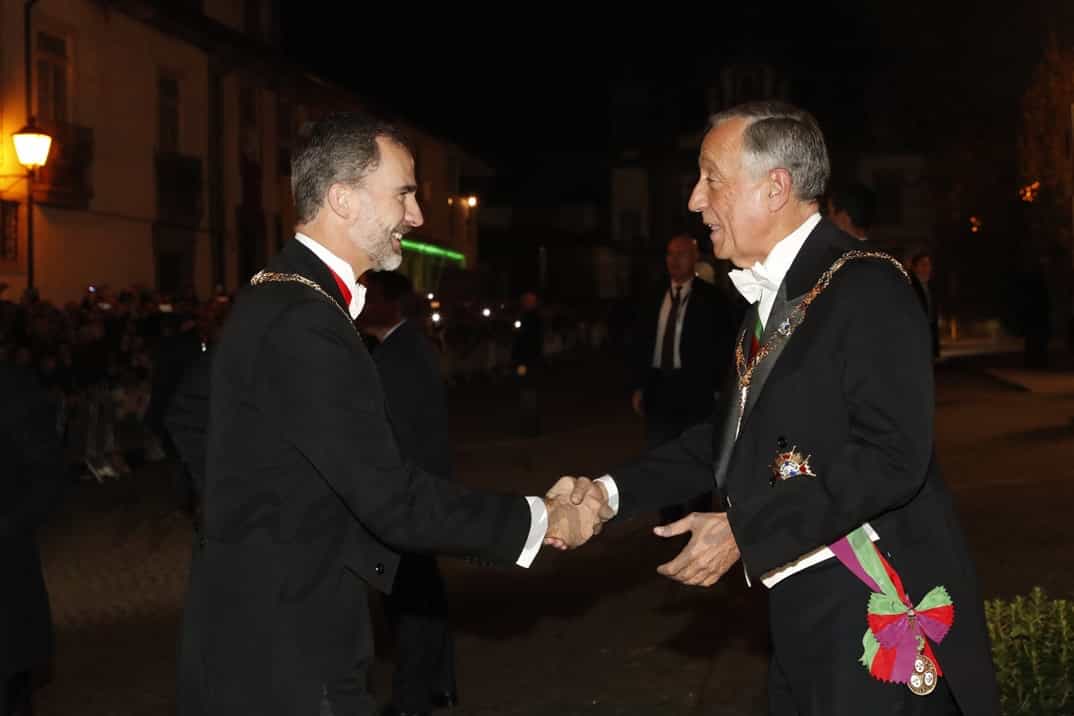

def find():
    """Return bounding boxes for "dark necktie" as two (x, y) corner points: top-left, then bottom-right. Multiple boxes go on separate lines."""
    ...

(660, 285), (682, 369)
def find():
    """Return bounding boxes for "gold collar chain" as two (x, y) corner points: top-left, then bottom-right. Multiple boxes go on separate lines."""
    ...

(249, 270), (358, 335)
(735, 251), (908, 391)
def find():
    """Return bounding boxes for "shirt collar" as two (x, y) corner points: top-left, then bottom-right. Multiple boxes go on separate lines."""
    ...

(294, 233), (366, 319)
(670, 276), (694, 295)
(754, 212), (822, 294)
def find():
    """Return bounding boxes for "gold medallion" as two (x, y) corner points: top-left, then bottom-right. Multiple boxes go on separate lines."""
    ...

(907, 653), (938, 696)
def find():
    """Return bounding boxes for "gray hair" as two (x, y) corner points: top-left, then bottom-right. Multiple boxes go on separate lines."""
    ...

(708, 101), (829, 201)
(291, 112), (411, 224)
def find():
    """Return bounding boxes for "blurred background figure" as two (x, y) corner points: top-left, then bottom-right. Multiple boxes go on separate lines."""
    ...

(826, 182), (876, 242)
(512, 291), (544, 436)
(909, 251), (941, 361)
(360, 271), (458, 716)
(628, 235), (735, 524)
(1, 359), (66, 716)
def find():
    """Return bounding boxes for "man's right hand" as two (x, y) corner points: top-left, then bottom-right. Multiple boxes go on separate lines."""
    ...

(631, 389), (645, 417)
(543, 477), (614, 550)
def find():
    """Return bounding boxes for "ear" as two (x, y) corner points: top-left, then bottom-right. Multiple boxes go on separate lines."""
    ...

(326, 182), (352, 220)
(765, 167), (793, 212)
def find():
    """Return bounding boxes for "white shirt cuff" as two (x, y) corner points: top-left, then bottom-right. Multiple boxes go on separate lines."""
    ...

(516, 496), (548, 568)
(595, 475), (620, 516)
(759, 522), (880, 588)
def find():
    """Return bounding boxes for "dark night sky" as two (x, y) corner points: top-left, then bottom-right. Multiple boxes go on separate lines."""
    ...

(279, 2), (1050, 198)
(281, 6), (886, 156)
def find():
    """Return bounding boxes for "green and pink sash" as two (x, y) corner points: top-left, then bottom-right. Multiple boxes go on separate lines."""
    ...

(829, 527), (954, 688)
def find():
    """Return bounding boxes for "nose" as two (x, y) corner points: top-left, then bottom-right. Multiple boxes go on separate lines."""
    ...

(687, 179), (706, 213)
(405, 196), (424, 229)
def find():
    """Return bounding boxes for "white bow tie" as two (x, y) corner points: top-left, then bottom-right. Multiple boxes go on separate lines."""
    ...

(728, 263), (779, 303)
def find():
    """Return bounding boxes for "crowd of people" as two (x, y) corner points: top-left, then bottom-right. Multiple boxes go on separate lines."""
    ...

(0, 279), (630, 486)
(0, 283), (228, 482)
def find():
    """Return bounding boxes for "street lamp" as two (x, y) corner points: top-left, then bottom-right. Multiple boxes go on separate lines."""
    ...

(13, 122), (52, 169)
(11, 120), (52, 292)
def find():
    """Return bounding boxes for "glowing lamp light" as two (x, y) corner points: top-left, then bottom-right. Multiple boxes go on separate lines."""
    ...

(12, 123), (52, 169)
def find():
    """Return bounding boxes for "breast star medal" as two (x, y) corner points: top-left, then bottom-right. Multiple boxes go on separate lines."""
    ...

(771, 447), (816, 481)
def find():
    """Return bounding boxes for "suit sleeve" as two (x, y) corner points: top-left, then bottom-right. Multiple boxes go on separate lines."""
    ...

(729, 262), (934, 577)
(609, 419), (717, 518)
(259, 301), (530, 565)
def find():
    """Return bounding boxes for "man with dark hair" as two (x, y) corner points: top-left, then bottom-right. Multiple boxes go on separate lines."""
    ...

(827, 182), (876, 241)
(176, 112), (610, 716)
(361, 271), (456, 716)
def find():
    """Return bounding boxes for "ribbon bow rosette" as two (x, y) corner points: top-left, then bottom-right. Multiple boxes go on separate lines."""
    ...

(830, 528), (955, 689)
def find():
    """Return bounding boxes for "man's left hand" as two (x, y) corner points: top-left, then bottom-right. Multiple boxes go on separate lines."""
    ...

(654, 512), (740, 587)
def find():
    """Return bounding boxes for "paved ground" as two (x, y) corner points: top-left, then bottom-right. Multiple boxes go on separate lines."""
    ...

(30, 351), (1074, 715)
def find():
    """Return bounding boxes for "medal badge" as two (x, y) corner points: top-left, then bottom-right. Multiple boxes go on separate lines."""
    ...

(771, 447), (816, 481)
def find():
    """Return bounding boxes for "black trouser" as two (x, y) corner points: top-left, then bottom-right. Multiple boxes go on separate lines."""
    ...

(382, 555), (455, 713)
(1, 671), (32, 716)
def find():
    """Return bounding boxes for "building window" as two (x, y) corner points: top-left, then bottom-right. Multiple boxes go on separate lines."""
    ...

(158, 72), (180, 153)
(618, 210), (641, 243)
(240, 86), (257, 129)
(36, 31), (69, 123)
(239, 86), (260, 162)
(446, 155), (460, 195)
(243, 0), (262, 38)
(1, 202), (18, 262)
(277, 97), (292, 176)
(873, 169), (905, 226)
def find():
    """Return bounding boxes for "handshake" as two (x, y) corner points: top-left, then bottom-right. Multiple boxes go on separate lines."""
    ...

(539, 476), (742, 588)
(542, 477), (614, 551)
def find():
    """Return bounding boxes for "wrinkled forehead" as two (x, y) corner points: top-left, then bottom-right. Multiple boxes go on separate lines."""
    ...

(699, 117), (748, 168)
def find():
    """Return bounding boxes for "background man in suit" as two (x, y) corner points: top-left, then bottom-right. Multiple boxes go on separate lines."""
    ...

(909, 251), (941, 360)
(826, 182), (876, 242)
(629, 234), (735, 522)
(512, 291), (544, 436)
(359, 271), (456, 716)
(1, 362), (66, 716)
(562, 102), (998, 715)
(175, 112), (609, 716)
